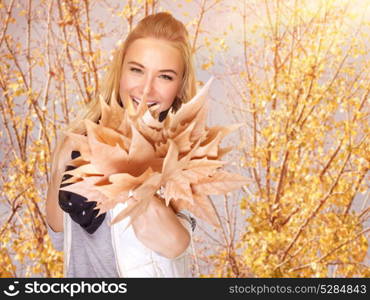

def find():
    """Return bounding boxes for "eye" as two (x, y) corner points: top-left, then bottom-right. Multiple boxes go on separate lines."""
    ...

(160, 74), (173, 81)
(130, 67), (142, 73)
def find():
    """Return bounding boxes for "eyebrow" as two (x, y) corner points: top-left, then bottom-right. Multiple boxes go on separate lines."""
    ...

(128, 61), (178, 76)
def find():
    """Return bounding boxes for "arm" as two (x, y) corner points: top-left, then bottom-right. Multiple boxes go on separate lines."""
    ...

(129, 195), (191, 259)
(46, 135), (74, 233)
(46, 172), (64, 232)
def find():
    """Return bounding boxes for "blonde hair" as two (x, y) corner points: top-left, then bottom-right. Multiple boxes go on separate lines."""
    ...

(50, 12), (196, 181)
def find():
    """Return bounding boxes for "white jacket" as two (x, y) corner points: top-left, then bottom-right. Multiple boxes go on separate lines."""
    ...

(63, 202), (194, 277)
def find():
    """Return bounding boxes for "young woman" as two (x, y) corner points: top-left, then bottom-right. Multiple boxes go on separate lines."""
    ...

(46, 12), (197, 278)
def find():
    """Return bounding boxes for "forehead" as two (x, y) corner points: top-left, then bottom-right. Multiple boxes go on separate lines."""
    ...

(124, 38), (183, 71)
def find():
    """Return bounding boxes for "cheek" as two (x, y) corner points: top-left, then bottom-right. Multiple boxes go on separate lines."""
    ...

(161, 86), (179, 109)
(119, 72), (134, 97)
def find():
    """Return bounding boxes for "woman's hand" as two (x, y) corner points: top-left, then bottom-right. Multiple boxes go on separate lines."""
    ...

(128, 195), (191, 259)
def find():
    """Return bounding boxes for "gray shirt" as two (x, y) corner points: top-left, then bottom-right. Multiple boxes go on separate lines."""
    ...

(47, 213), (119, 277)
(47, 211), (195, 278)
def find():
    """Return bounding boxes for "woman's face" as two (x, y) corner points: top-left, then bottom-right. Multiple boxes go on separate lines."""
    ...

(119, 37), (184, 113)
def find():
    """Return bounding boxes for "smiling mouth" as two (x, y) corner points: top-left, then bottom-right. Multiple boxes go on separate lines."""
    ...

(131, 96), (159, 108)
(131, 96), (161, 119)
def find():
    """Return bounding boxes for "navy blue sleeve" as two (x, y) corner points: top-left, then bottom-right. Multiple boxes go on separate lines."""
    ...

(58, 150), (105, 234)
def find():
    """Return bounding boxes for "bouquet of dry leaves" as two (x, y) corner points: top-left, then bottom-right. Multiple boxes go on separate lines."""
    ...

(59, 77), (247, 228)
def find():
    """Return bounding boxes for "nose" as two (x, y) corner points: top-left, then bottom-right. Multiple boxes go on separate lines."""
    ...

(142, 75), (154, 98)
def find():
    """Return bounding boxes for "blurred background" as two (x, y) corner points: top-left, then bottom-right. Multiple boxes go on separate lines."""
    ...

(0, 0), (369, 277)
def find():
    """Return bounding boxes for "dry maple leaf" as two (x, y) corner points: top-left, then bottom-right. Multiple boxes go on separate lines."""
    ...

(59, 76), (248, 228)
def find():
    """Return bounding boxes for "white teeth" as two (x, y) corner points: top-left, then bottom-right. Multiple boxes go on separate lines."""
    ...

(131, 96), (158, 107)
